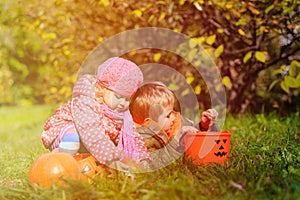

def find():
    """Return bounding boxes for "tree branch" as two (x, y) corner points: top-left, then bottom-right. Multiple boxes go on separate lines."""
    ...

(268, 46), (300, 67)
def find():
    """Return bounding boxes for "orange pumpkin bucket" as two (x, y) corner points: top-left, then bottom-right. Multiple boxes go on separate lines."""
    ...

(180, 130), (232, 165)
(73, 153), (106, 182)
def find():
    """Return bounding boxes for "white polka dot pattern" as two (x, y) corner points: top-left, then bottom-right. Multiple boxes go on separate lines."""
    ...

(41, 74), (149, 164)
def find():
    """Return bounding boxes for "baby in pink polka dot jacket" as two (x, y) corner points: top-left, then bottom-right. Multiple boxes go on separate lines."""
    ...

(41, 57), (150, 170)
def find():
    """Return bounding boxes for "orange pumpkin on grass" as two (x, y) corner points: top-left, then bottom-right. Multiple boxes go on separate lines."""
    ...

(28, 152), (81, 188)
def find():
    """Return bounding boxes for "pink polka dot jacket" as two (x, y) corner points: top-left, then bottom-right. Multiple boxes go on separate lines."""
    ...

(41, 74), (150, 164)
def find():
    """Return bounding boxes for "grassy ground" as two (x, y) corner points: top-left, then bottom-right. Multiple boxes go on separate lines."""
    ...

(0, 105), (299, 200)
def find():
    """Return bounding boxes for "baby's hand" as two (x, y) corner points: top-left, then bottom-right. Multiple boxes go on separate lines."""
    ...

(200, 109), (218, 130)
(181, 126), (198, 134)
(175, 125), (198, 141)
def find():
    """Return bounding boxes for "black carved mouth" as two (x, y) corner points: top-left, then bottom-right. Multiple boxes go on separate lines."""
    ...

(214, 152), (227, 157)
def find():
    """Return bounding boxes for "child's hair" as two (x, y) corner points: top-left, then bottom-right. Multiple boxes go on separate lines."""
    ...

(129, 81), (175, 124)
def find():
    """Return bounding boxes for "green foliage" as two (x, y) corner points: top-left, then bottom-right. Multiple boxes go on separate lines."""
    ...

(0, 0), (299, 113)
(0, 106), (299, 199)
(269, 59), (300, 103)
(0, 0), (48, 105)
(187, 0), (300, 113)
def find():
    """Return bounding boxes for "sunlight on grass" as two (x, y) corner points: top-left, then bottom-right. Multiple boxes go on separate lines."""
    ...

(0, 105), (56, 188)
(0, 106), (299, 199)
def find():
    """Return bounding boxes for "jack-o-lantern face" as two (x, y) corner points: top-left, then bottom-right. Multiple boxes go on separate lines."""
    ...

(180, 131), (232, 165)
(214, 139), (228, 157)
(195, 134), (230, 164)
(73, 153), (105, 182)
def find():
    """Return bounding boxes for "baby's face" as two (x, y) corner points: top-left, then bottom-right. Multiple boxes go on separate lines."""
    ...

(156, 105), (176, 132)
(103, 88), (130, 113)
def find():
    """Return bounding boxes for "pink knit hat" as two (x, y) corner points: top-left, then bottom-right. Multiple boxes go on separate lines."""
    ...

(97, 57), (143, 97)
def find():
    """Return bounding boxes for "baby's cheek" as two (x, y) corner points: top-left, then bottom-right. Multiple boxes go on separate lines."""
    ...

(124, 102), (130, 109)
(165, 119), (173, 130)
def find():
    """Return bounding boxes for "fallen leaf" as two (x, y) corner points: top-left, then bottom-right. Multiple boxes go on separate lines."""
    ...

(230, 180), (246, 191)
(295, 133), (299, 140)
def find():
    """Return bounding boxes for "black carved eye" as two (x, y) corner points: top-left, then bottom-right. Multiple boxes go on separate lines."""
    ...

(223, 139), (227, 143)
(215, 140), (221, 144)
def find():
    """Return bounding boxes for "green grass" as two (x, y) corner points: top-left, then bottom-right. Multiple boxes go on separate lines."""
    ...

(0, 105), (299, 200)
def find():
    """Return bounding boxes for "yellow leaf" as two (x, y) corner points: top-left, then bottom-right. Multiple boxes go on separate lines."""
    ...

(243, 51), (252, 63)
(204, 48), (213, 56)
(235, 18), (246, 26)
(71, 75), (77, 84)
(268, 80), (279, 91)
(194, 37), (205, 45)
(153, 53), (161, 62)
(42, 32), (57, 40)
(62, 38), (72, 44)
(265, 4), (274, 14)
(100, 0), (109, 6)
(181, 88), (190, 96)
(195, 85), (201, 95)
(238, 29), (245, 36)
(217, 28), (224, 33)
(259, 26), (269, 33)
(284, 76), (298, 88)
(189, 39), (197, 48)
(280, 81), (289, 93)
(63, 50), (70, 56)
(148, 15), (155, 23)
(255, 51), (266, 63)
(186, 74), (194, 84)
(280, 64), (287, 70)
(271, 69), (282, 76)
(296, 74), (300, 86)
(225, 2), (233, 9)
(179, 0), (186, 5)
(214, 45), (224, 58)
(248, 6), (260, 15)
(131, 10), (142, 17)
(168, 83), (179, 90)
(97, 37), (104, 43)
(225, 13), (231, 20)
(193, 2), (203, 11)
(159, 12), (166, 21)
(194, 60), (201, 67)
(289, 64), (296, 77)
(291, 60), (300, 68)
(173, 28), (181, 33)
(156, 1), (166, 5)
(222, 76), (231, 89)
(206, 35), (216, 45)
(50, 87), (57, 93)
